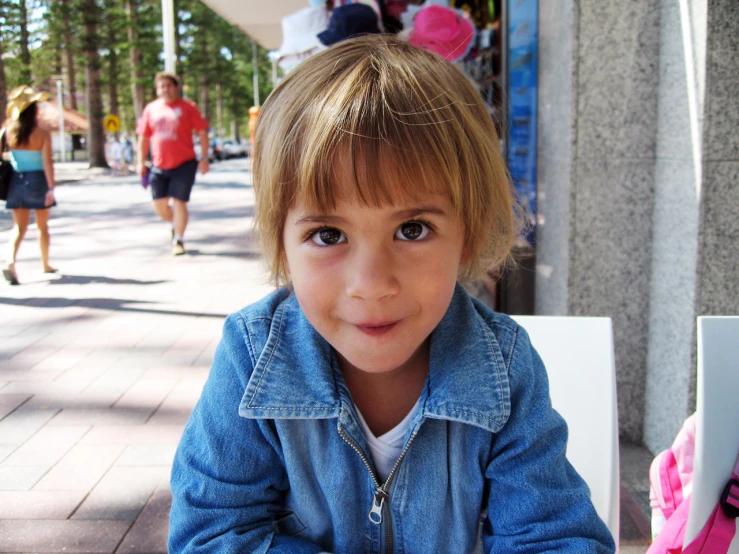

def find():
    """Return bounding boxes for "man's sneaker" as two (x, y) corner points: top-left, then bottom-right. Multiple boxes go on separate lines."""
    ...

(172, 240), (186, 256)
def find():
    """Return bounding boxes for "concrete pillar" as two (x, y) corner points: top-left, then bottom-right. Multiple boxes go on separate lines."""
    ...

(537, 0), (661, 442)
(642, 0), (705, 453)
(644, 0), (739, 452)
(538, 0), (738, 450)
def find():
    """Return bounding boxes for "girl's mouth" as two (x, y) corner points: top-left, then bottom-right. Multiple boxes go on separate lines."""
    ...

(355, 321), (400, 336)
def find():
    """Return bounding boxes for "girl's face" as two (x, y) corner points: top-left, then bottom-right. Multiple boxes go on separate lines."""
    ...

(283, 189), (466, 378)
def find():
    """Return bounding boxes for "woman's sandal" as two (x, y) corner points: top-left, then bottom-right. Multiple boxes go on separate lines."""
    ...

(3, 267), (20, 286)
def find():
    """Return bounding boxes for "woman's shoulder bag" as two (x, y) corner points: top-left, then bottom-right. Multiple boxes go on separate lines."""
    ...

(0, 128), (13, 201)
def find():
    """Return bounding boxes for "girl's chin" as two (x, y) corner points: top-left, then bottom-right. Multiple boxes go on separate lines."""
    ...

(337, 350), (426, 377)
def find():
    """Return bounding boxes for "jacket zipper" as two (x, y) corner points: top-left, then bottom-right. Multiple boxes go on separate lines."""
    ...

(339, 425), (418, 554)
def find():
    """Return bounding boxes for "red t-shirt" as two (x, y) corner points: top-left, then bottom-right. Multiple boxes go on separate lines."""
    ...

(136, 98), (209, 170)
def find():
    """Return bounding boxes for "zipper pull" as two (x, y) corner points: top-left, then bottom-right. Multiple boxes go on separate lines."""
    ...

(368, 489), (387, 525)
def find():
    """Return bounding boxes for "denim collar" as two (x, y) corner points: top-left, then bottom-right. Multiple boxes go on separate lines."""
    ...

(239, 284), (510, 433)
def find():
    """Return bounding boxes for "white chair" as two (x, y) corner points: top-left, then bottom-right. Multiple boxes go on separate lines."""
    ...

(684, 316), (739, 553)
(512, 316), (620, 546)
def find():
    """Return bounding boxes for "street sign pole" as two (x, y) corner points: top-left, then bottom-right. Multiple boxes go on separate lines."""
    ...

(161, 0), (176, 73)
(54, 77), (65, 163)
(269, 51), (278, 88)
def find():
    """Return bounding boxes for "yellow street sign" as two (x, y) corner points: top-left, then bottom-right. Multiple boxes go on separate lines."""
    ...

(104, 114), (121, 133)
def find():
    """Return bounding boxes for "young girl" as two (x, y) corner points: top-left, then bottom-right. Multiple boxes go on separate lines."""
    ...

(169, 35), (615, 553)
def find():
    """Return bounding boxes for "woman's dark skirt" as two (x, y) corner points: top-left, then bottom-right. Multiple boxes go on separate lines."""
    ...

(5, 170), (56, 210)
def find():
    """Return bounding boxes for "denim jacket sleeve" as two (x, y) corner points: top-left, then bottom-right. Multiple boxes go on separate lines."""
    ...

(481, 324), (616, 553)
(168, 313), (325, 554)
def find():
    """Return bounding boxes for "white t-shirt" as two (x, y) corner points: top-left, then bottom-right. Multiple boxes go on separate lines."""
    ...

(356, 398), (421, 482)
(109, 140), (123, 162)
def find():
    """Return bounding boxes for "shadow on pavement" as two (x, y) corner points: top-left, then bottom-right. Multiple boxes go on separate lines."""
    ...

(47, 275), (169, 286)
(181, 249), (261, 260)
(0, 297), (228, 319)
(200, 180), (253, 189)
(193, 205), (255, 220)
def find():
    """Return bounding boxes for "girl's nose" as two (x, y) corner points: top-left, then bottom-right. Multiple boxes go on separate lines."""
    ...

(345, 246), (400, 301)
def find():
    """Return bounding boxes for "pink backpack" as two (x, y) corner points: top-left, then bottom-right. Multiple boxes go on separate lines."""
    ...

(647, 414), (739, 554)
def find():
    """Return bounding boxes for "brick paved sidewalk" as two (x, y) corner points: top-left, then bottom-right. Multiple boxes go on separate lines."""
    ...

(0, 159), (272, 553)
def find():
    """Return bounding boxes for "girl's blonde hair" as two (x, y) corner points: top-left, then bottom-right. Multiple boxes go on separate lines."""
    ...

(253, 34), (520, 286)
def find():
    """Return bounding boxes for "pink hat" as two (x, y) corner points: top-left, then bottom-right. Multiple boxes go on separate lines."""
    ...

(408, 5), (475, 63)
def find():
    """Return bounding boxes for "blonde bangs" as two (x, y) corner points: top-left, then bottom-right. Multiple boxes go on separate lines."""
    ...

(253, 35), (518, 285)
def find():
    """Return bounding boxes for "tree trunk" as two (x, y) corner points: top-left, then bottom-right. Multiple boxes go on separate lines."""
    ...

(108, 60), (119, 119)
(126, 0), (145, 120)
(107, 7), (119, 120)
(83, 0), (109, 168)
(0, 0), (5, 117)
(19, 0), (32, 83)
(54, 46), (63, 76)
(216, 82), (223, 137)
(231, 95), (241, 142)
(61, 0), (78, 111)
(199, 29), (210, 121)
(0, 37), (6, 119)
(200, 72), (209, 123)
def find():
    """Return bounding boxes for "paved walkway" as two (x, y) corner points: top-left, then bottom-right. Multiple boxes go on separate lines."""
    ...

(0, 159), (272, 552)
(0, 159), (651, 553)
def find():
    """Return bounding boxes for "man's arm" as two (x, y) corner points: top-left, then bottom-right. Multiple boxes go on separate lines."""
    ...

(197, 129), (209, 174)
(137, 135), (150, 176)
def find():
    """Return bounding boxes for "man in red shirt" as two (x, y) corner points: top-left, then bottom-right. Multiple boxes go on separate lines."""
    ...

(136, 72), (209, 255)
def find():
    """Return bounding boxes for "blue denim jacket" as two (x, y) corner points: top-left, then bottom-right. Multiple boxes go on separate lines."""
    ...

(169, 284), (615, 553)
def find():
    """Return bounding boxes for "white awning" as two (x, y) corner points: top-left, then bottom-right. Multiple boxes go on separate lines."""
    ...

(199, 0), (309, 50)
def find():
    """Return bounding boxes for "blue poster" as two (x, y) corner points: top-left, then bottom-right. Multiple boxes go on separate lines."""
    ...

(507, 0), (538, 243)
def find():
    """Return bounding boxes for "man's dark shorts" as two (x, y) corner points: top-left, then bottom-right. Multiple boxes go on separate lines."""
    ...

(149, 159), (198, 202)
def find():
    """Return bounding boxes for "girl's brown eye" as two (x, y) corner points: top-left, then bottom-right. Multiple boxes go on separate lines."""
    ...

(319, 229), (342, 244)
(311, 227), (346, 246)
(396, 222), (429, 241)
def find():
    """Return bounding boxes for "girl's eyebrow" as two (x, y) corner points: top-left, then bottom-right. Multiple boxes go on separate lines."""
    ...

(294, 206), (448, 226)
(393, 206), (448, 220)
(294, 214), (348, 225)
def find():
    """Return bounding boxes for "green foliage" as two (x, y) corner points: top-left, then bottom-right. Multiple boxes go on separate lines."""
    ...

(176, 0), (273, 138)
(1, 0), (274, 137)
(2, 0), (45, 88)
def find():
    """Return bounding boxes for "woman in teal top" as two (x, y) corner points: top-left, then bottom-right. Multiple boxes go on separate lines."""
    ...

(2, 85), (57, 286)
